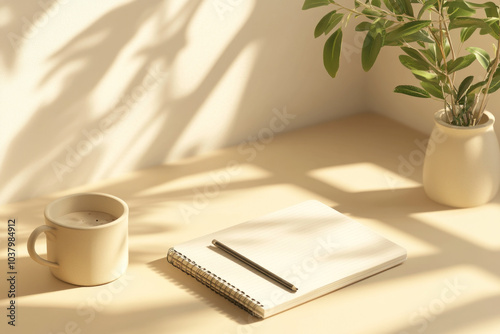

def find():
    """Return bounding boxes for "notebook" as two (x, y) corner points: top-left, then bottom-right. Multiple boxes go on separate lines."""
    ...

(166, 200), (407, 318)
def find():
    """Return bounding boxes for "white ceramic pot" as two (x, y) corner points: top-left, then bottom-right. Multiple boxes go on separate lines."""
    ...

(423, 110), (500, 207)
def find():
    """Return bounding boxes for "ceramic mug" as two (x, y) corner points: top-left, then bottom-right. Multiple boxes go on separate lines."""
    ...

(27, 192), (129, 286)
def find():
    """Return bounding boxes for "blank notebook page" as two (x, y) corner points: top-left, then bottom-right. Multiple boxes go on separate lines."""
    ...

(172, 200), (407, 317)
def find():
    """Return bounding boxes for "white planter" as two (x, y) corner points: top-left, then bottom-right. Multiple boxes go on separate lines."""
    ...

(423, 110), (500, 207)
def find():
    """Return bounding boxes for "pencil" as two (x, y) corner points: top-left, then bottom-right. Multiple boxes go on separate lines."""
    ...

(212, 239), (298, 293)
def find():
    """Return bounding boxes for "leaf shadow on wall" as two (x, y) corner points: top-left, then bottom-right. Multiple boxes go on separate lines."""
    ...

(0, 0), (199, 201)
(0, 1), (39, 71)
(1, 0), (317, 204)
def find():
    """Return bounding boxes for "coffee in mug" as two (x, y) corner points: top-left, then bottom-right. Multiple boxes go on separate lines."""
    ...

(58, 211), (117, 227)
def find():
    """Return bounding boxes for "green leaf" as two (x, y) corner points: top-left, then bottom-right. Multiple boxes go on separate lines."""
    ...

(400, 48), (419, 60)
(462, 93), (476, 106)
(493, 67), (500, 79)
(433, 42), (443, 65)
(385, 0), (411, 17)
(384, 20), (395, 29)
(444, 38), (451, 58)
(389, 0), (404, 14)
(302, 0), (331, 10)
(485, 4), (499, 18)
(445, 0), (476, 19)
(383, 0), (394, 12)
(449, 17), (492, 31)
(399, 0), (414, 17)
(417, 0), (437, 20)
(466, 47), (490, 70)
(485, 17), (500, 38)
(420, 48), (436, 64)
(401, 46), (427, 62)
(404, 30), (435, 44)
(314, 11), (344, 38)
(421, 81), (444, 99)
(488, 77), (500, 93)
(399, 55), (430, 71)
(315, 11), (335, 38)
(411, 70), (438, 82)
(372, 0), (382, 7)
(324, 13), (343, 35)
(384, 20), (431, 45)
(488, 68), (500, 93)
(394, 85), (431, 98)
(362, 8), (385, 18)
(323, 28), (343, 78)
(430, 36), (450, 65)
(362, 31), (384, 72)
(468, 2), (499, 18)
(460, 26), (477, 42)
(369, 20), (385, 36)
(384, 32), (431, 46)
(355, 22), (371, 31)
(315, 10), (334, 37)
(446, 54), (476, 74)
(468, 80), (487, 94)
(457, 75), (474, 101)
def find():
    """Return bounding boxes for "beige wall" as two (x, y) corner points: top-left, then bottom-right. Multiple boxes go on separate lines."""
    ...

(0, 0), (367, 204)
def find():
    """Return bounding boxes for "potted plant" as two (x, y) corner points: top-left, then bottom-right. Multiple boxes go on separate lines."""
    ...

(303, 0), (500, 207)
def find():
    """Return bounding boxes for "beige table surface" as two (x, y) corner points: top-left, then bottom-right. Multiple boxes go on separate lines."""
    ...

(1, 112), (499, 334)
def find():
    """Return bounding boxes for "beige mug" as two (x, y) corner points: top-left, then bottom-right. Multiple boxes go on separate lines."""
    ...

(27, 192), (129, 286)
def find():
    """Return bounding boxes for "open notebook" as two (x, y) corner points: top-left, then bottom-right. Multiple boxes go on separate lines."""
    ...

(167, 200), (407, 318)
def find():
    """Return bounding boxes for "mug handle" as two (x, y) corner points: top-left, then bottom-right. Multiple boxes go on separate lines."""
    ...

(27, 226), (59, 268)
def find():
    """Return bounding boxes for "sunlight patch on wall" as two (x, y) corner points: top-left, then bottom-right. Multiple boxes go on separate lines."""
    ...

(0, 6), (13, 27)
(168, 40), (263, 160)
(169, 0), (256, 100)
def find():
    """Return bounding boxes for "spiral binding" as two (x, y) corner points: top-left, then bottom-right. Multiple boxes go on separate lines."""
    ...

(167, 248), (264, 318)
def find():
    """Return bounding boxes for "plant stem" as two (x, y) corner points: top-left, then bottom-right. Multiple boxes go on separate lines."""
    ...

(442, 13), (457, 84)
(428, 26), (456, 117)
(435, 0), (456, 118)
(476, 34), (500, 123)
